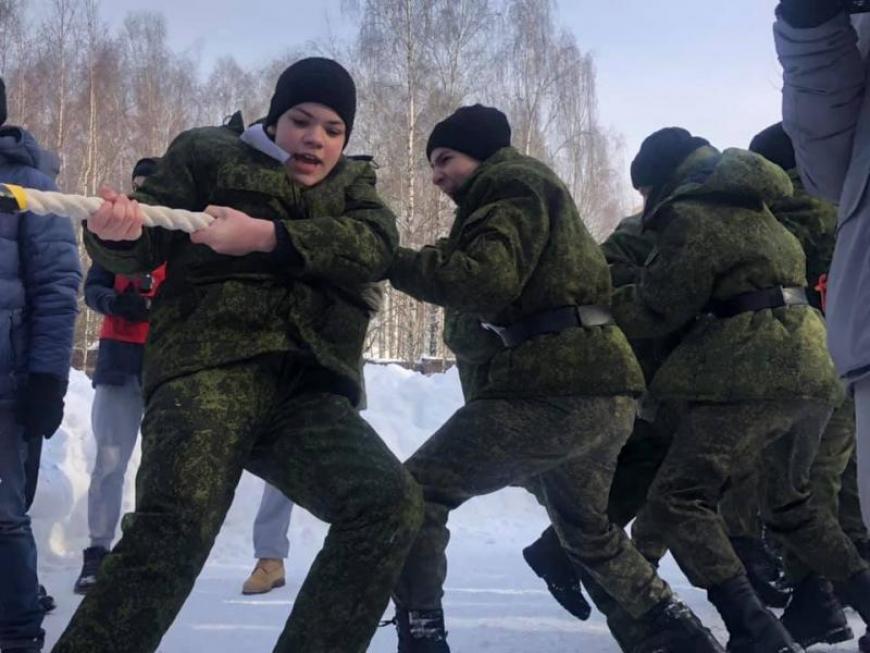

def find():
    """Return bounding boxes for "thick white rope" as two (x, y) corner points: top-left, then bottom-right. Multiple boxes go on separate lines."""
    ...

(22, 187), (214, 233)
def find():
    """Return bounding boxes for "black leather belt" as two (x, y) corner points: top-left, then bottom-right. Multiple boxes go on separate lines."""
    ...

(707, 286), (808, 319)
(481, 305), (613, 348)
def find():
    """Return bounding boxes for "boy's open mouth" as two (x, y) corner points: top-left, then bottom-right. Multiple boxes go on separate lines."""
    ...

(293, 153), (322, 166)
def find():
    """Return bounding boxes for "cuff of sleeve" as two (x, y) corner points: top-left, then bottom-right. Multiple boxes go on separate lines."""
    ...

(777, 0), (846, 29)
(270, 222), (305, 272)
(387, 247), (420, 291)
(81, 222), (139, 250)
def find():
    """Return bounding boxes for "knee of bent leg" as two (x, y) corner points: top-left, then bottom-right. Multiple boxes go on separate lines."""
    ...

(646, 476), (715, 526)
(355, 467), (423, 544)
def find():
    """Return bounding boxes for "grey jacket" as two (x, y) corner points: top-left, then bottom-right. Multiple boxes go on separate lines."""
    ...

(775, 11), (870, 383)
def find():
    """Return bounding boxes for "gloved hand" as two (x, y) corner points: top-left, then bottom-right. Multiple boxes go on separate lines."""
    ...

(17, 373), (68, 440)
(779, 0), (847, 28)
(110, 287), (150, 322)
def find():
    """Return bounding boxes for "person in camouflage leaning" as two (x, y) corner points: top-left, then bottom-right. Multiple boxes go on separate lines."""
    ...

(611, 126), (870, 653)
(386, 104), (722, 653)
(52, 57), (423, 653)
(713, 122), (870, 650)
(520, 210), (697, 653)
(522, 128), (870, 652)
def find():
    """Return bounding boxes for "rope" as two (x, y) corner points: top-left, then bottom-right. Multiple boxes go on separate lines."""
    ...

(21, 187), (214, 233)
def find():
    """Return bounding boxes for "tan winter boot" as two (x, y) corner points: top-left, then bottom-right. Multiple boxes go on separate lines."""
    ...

(241, 559), (285, 595)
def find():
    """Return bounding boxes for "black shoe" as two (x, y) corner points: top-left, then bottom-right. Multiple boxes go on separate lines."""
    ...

(36, 584), (56, 614)
(394, 608), (450, 653)
(522, 528), (592, 620)
(631, 597), (725, 653)
(73, 546), (108, 595)
(730, 537), (792, 609)
(780, 574), (853, 648)
(708, 575), (804, 653)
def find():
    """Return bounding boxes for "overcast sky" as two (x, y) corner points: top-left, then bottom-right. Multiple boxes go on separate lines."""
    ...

(93, 0), (783, 186)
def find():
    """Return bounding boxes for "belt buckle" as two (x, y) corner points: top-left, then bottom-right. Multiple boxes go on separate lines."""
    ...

(576, 305), (612, 327)
(781, 286), (804, 306)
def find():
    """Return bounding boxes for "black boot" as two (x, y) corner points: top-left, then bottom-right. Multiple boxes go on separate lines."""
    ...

(836, 569), (870, 625)
(522, 528), (592, 620)
(708, 575), (804, 653)
(631, 597), (725, 653)
(730, 537), (791, 609)
(36, 584), (55, 613)
(73, 546), (108, 595)
(780, 574), (853, 648)
(395, 608), (450, 653)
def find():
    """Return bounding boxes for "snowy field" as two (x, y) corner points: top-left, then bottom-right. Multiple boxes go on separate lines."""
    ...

(31, 365), (864, 652)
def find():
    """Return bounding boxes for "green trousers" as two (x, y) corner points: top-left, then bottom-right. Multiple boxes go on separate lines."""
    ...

(393, 394), (671, 621)
(720, 398), (870, 580)
(647, 400), (867, 589)
(53, 354), (423, 653)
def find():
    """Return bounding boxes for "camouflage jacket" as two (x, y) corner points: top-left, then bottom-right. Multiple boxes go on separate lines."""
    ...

(601, 213), (650, 289)
(601, 214), (683, 385)
(771, 169), (838, 311)
(84, 124), (398, 402)
(613, 146), (842, 404)
(389, 147), (644, 402)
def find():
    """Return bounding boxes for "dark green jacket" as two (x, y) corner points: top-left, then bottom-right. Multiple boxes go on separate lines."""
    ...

(601, 213), (650, 289)
(389, 147), (644, 402)
(771, 169), (838, 310)
(601, 214), (683, 385)
(613, 146), (841, 404)
(84, 125), (398, 401)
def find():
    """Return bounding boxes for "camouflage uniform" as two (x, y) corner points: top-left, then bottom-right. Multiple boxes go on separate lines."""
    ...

(720, 170), (870, 578)
(53, 124), (423, 653)
(567, 214), (686, 650)
(388, 147), (672, 621)
(612, 146), (866, 590)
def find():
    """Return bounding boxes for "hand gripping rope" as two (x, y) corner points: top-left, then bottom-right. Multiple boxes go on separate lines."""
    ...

(0, 183), (214, 233)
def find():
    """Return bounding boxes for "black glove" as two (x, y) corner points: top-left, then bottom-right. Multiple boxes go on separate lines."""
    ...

(778, 0), (846, 28)
(17, 373), (68, 440)
(110, 288), (150, 322)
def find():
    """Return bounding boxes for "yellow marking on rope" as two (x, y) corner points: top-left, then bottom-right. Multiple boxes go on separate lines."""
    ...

(6, 184), (28, 211)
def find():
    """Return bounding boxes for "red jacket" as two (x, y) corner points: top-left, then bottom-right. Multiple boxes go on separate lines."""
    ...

(99, 264), (166, 344)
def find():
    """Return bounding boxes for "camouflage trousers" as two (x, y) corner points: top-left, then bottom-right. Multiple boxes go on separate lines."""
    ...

(53, 354), (423, 653)
(572, 404), (681, 651)
(647, 400), (868, 589)
(392, 395), (672, 620)
(721, 398), (870, 580)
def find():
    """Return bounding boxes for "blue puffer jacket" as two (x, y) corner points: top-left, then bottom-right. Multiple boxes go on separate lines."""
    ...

(0, 126), (81, 403)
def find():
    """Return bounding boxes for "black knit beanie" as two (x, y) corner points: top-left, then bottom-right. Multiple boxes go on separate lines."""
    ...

(265, 57), (356, 146)
(631, 127), (711, 190)
(0, 78), (7, 127)
(426, 104), (511, 163)
(749, 122), (796, 172)
(132, 157), (160, 180)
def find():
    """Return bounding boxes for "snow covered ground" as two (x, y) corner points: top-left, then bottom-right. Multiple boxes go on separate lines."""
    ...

(32, 365), (864, 652)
